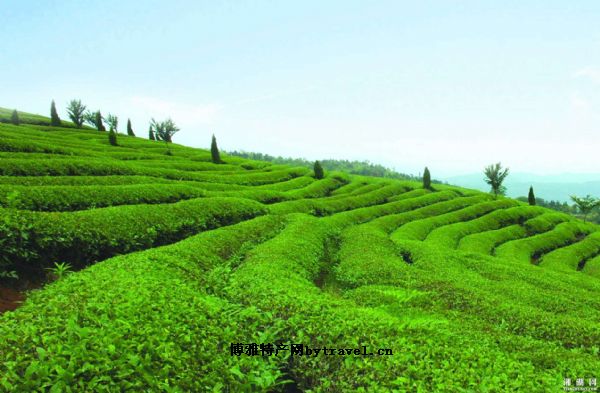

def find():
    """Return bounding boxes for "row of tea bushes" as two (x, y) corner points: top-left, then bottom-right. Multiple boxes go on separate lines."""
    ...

(0, 197), (267, 275)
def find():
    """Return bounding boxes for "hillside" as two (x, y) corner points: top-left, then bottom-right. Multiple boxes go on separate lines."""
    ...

(1, 111), (600, 392)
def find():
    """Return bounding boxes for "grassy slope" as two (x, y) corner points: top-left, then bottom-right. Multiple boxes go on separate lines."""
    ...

(0, 113), (599, 392)
(0, 106), (82, 129)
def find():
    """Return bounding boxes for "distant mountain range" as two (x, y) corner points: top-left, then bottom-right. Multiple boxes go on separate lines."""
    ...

(443, 173), (600, 203)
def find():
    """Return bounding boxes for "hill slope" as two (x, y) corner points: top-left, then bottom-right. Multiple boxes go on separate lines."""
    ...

(1, 115), (599, 392)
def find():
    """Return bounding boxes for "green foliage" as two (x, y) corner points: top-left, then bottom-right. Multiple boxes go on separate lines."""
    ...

(391, 198), (517, 242)
(10, 109), (19, 125)
(150, 118), (179, 143)
(148, 127), (155, 140)
(50, 100), (61, 126)
(105, 113), (118, 132)
(127, 118), (135, 136)
(1, 120), (600, 391)
(528, 186), (536, 205)
(423, 166), (431, 189)
(495, 221), (594, 264)
(108, 129), (118, 146)
(539, 231), (600, 272)
(313, 160), (324, 179)
(0, 183), (208, 211)
(0, 270), (18, 279)
(211, 134), (222, 164)
(45, 261), (73, 281)
(484, 162), (509, 198)
(0, 216), (288, 391)
(66, 99), (86, 128)
(84, 110), (106, 131)
(0, 197), (267, 275)
(570, 194), (600, 222)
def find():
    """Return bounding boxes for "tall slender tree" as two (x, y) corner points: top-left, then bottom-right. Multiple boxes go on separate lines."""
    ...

(50, 100), (61, 126)
(84, 110), (106, 131)
(149, 127), (155, 140)
(108, 129), (118, 146)
(314, 160), (324, 179)
(484, 162), (509, 199)
(528, 186), (536, 206)
(10, 110), (20, 125)
(423, 167), (431, 190)
(211, 134), (222, 164)
(96, 111), (106, 131)
(66, 99), (86, 128)
(127, 119), (135, 136)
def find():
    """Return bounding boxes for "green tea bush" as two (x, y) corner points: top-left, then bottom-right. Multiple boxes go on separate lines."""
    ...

(0, 157), (308, 185)
(538, 230), (600, 271)
(269, 183), (409, 215)
(0, 197), (267, 275)
(583, 254), (600, 278)
(0, 184), (208, 211)
(329, 178), (370, 196)
(457, 212), (571, 255)
(0, 216), (290, 392)
(390, 197), (515, 241)
(254, 175), (314, 191)
(495, 221), (594, 264)
(283, 172), (350, 199)
(0, 175), (174, 186)
(458, 224), (527, 255)
(325, 190), (462, 229)
(425, 205), (545, 248)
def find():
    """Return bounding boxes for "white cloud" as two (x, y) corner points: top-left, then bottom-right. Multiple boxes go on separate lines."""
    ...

(128, 96), (222, 127)
(574, 67), (600, 84)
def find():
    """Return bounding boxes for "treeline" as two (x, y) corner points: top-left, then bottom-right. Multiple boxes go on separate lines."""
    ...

(516, 196), (600, 224)
(6, 101), (225, 164)
(227, 151), (436, 182)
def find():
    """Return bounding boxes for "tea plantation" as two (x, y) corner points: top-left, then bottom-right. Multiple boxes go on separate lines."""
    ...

(1, 110), (599, 392)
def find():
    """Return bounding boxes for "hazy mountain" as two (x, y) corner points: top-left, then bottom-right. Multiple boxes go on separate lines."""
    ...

(444, 173), (600, 203)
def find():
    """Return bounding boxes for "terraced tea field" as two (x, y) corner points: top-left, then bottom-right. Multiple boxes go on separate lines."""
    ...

(1, 114), (599, 392)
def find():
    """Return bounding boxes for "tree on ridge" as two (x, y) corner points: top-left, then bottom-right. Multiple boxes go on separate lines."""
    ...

(484, 162), (509, 199)
(66, 99), (86, 128)
(314, 160), (324, 179)
(150, 118), (180, 154)
(50, 100), (61, 126)
(570, 195), (600, 223)
(423, 167), (431, 190)
(127, 119), (135, 136)
(211, 134), (222, 164)
(528, 186), (536, 206)
(10, 110), (19, 125)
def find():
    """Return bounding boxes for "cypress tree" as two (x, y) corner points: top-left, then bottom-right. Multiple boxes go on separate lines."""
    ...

(528, 186), (536, 206)
(50, 100), (61, 126)
(95, 111), (106, 131)
(314, 160), (324, 179)
(149, 127), (155, 140)
(127, 119), (135, 136)
(108, 129), (118, 146)
(423, 167), (431, 189)
(10, 109), (20, 125)
(211, 134), (221, 164)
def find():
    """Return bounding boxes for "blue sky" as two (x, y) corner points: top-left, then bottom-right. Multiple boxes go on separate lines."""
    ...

(2, 0), (600, 177)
